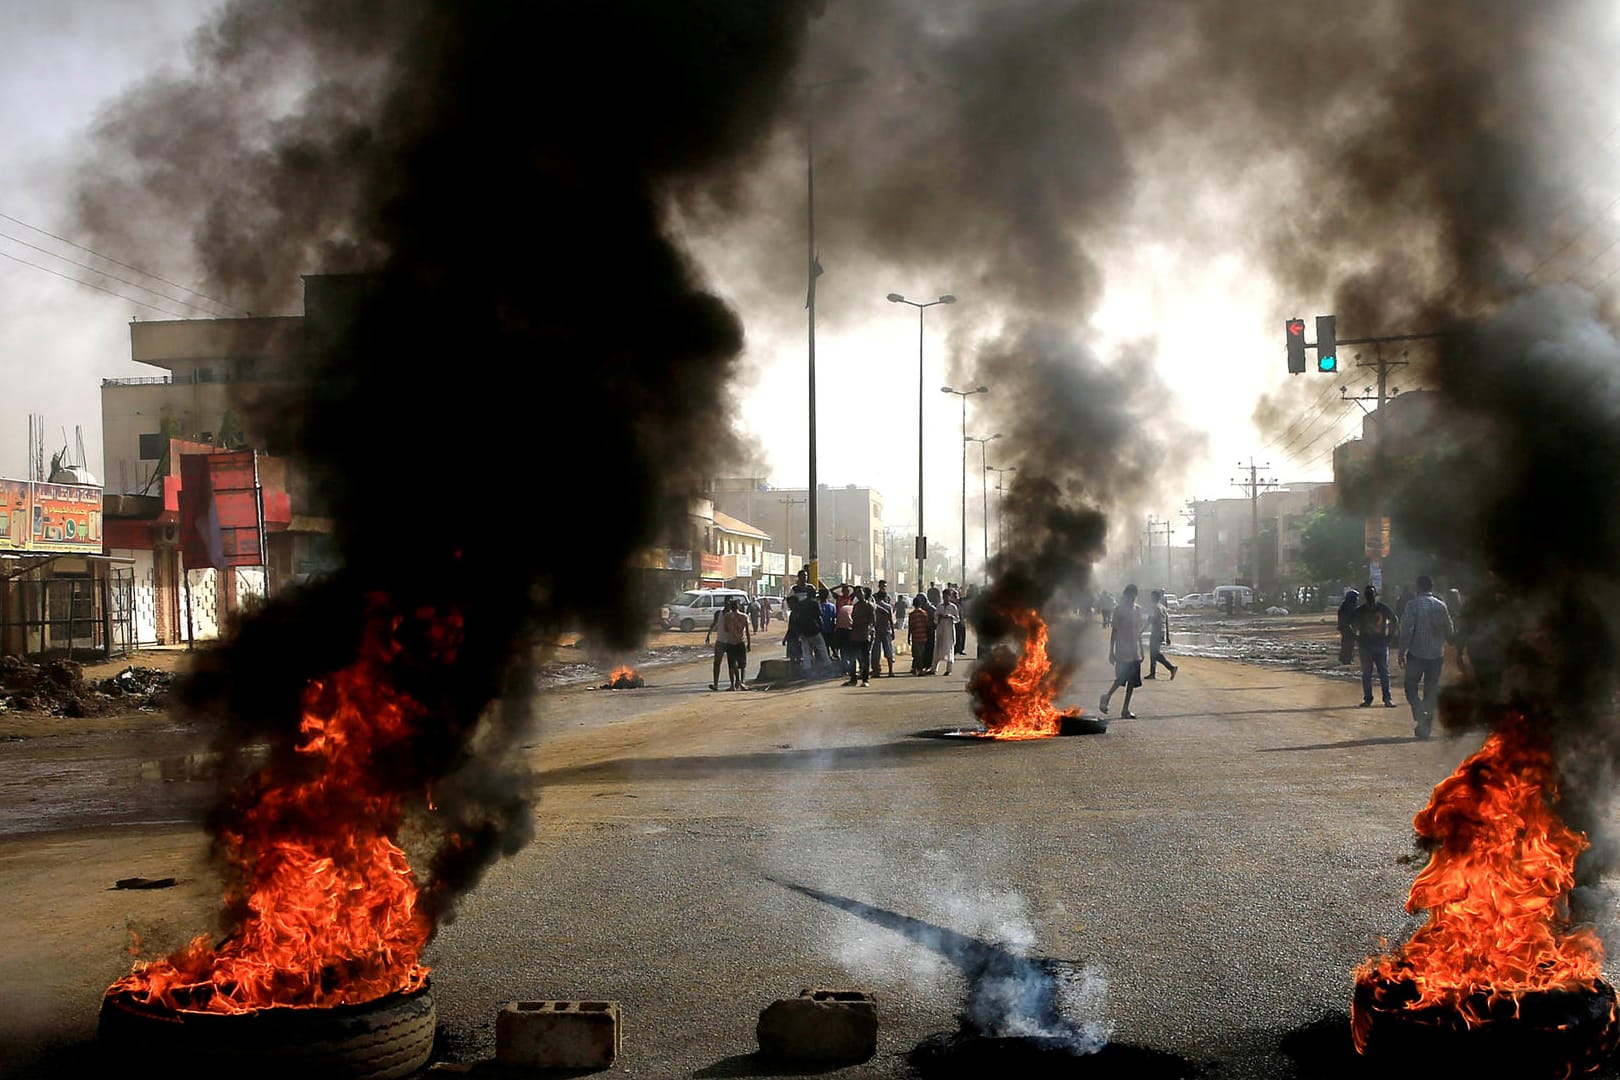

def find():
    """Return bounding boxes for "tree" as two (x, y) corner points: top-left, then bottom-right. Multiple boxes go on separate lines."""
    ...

(1298, 507), (1365, 585)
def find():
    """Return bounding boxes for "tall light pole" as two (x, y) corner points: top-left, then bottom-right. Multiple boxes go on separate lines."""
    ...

(965, 433), (1000, 580)
(887, 291), (956, 592)
(942, 384), (988, 584)
(804, 72), (864, 588)
(986, 464), (1016, 556)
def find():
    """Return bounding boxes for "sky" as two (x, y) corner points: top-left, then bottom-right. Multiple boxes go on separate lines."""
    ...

(3, 1), (1611, 569)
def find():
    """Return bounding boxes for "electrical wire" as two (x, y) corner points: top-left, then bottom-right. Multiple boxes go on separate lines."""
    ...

(0, 209), (246, 315)
(0, 248), (195, 318)
(0, 228), (219, 316)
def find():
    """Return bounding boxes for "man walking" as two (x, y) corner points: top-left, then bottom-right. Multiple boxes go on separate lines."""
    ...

(1398, 575), (1454, 739)
(1353, 584), (1399, 708)
(1099, 584), (1145, 718)
(1145, 588), (1178, 680)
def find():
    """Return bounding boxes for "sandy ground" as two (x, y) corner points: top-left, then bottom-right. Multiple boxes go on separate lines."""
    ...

(1, 624), (1612, 1078)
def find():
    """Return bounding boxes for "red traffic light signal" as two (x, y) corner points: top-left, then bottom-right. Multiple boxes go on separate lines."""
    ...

(1286, 318), (1307, 373)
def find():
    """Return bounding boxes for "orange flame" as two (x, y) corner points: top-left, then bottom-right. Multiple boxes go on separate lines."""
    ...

(968, 609), (1080, 740)
(1352, 713), (1613, 1051)
(609, 665), (637, 682)
(107, 613), (444, 1013)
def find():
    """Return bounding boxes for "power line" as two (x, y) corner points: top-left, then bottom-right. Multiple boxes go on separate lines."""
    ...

(1264, 385), (1346, 458)
(0, 209), (245, 315)
(0, 228), (219, 317)
(0, 248), (195, 318)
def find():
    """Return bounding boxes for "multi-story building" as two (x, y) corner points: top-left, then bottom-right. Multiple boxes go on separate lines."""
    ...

(710, 478), (886, 586)
(98, 278), (342, 644)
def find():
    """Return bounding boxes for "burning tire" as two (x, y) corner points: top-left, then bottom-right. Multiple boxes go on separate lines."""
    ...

(1351, 977), (1619, 1077)
(98, 984), (436, 1079)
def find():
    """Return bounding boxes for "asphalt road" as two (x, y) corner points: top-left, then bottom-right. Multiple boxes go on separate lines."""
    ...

(2, 624), (1609, 1078)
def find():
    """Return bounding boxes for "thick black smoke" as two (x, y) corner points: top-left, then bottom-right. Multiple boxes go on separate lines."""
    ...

(75, 0), (812, 924)
(1163, 0), (1620, 893)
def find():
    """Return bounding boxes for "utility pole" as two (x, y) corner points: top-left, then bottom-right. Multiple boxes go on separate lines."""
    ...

(1144, 516), (1174, 590)
(779, 495), (807, 574)
(836, 535), (858, 583)
(1231, 458), (1278, 592)
(1154, 517), (1174, 590)
(1181, 501), (1200, 595)
(1339, 340), (1414, 592)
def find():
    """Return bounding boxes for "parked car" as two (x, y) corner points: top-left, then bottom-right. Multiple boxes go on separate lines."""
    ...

(1163, 595), (1182, 610)
(660, 588), (751, 632)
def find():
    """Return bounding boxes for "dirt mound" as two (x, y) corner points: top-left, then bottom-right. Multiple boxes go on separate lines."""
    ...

(0, 657), (174, 716)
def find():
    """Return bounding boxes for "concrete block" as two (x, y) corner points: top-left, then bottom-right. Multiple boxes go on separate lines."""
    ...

(496, 1000), (621, 1070)
(754, 658), (802, 684)
(757, 988), (877, 1063)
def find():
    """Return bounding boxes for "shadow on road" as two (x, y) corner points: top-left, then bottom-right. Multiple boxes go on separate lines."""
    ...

(1258, 736), (1428, 753)
(531, 739), (952, 785)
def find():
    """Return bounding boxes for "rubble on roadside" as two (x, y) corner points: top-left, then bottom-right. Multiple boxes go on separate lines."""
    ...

(0, 656), (174, 716)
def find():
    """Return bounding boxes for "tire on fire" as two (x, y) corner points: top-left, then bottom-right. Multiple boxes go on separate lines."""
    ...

(98, 985), (436, 1079)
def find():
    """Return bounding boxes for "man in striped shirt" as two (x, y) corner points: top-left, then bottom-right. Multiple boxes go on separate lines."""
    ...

(1397, 575), (1454, 740)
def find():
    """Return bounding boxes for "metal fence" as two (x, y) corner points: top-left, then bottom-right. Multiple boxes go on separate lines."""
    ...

(1, 575), (136, 660)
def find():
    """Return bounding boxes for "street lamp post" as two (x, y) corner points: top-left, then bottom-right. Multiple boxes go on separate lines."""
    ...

(942, 384), (989, 584)
(985, 464), (1016, 556)
(804, 71), (864, 588)
(887, 292), (956, 593)
(965, 433), (1000, 579)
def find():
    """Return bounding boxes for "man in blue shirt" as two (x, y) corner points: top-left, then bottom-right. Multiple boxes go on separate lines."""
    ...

(1398, 575), (1454, 740)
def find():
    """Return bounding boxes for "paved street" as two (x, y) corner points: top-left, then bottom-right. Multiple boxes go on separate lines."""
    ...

(0, 627), (1563, 1077)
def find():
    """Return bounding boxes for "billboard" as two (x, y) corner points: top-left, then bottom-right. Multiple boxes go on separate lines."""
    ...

(0, 478), (102, 554)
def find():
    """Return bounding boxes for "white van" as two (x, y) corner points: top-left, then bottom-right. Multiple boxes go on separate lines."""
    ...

(1211, 585), (1253, 611)
(661, 588), (751, 632)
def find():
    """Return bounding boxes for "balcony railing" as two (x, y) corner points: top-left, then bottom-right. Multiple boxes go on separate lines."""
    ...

(103, 371), (296, 387)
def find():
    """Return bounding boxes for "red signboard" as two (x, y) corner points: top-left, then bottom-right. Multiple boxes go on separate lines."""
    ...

(700, 553), (725, 578)
(180, 450), (265, 570)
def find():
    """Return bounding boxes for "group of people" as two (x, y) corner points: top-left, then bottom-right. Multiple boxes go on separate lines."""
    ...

(763, 570), (976, 685)
(1097, 585), (1178, 719)
(1335, 575), (1453, 738)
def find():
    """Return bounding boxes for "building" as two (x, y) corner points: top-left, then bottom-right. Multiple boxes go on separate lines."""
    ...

(97, 279), (342, 645)
(709, 478), (886, 586)
(0, 470), (135, 658)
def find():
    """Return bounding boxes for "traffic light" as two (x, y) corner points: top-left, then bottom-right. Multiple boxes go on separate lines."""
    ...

(1316, 314), (1337, 373)
(1286, 318), (1307, 373)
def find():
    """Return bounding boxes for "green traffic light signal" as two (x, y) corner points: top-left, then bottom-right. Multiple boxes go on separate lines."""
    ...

(1315, 315), (1337, 373)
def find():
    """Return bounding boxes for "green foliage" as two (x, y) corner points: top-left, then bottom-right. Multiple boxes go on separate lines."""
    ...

(219, 410), (246, 450)
(1298, 507), (1365, 584)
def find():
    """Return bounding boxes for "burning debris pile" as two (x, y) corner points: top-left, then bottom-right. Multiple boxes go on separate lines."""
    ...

(0, 657), (173, 716)
(958, 609), (1103, 739)
(1352, 715), (1618, 1074)
(597, 665), (646, 691)
(109, 610), (439, 1013)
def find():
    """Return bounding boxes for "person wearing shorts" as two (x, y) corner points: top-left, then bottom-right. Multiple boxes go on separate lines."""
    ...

(719, 596), (752, 690)
(1099, 583), (1145, 718)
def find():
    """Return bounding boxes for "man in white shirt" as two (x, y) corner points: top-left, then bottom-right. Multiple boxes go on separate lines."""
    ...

(1099, 584), (1145, 718)
(931, 594), (962, 676)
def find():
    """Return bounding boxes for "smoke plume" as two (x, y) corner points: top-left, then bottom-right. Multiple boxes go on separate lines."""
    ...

(75, 0), (813, 924)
